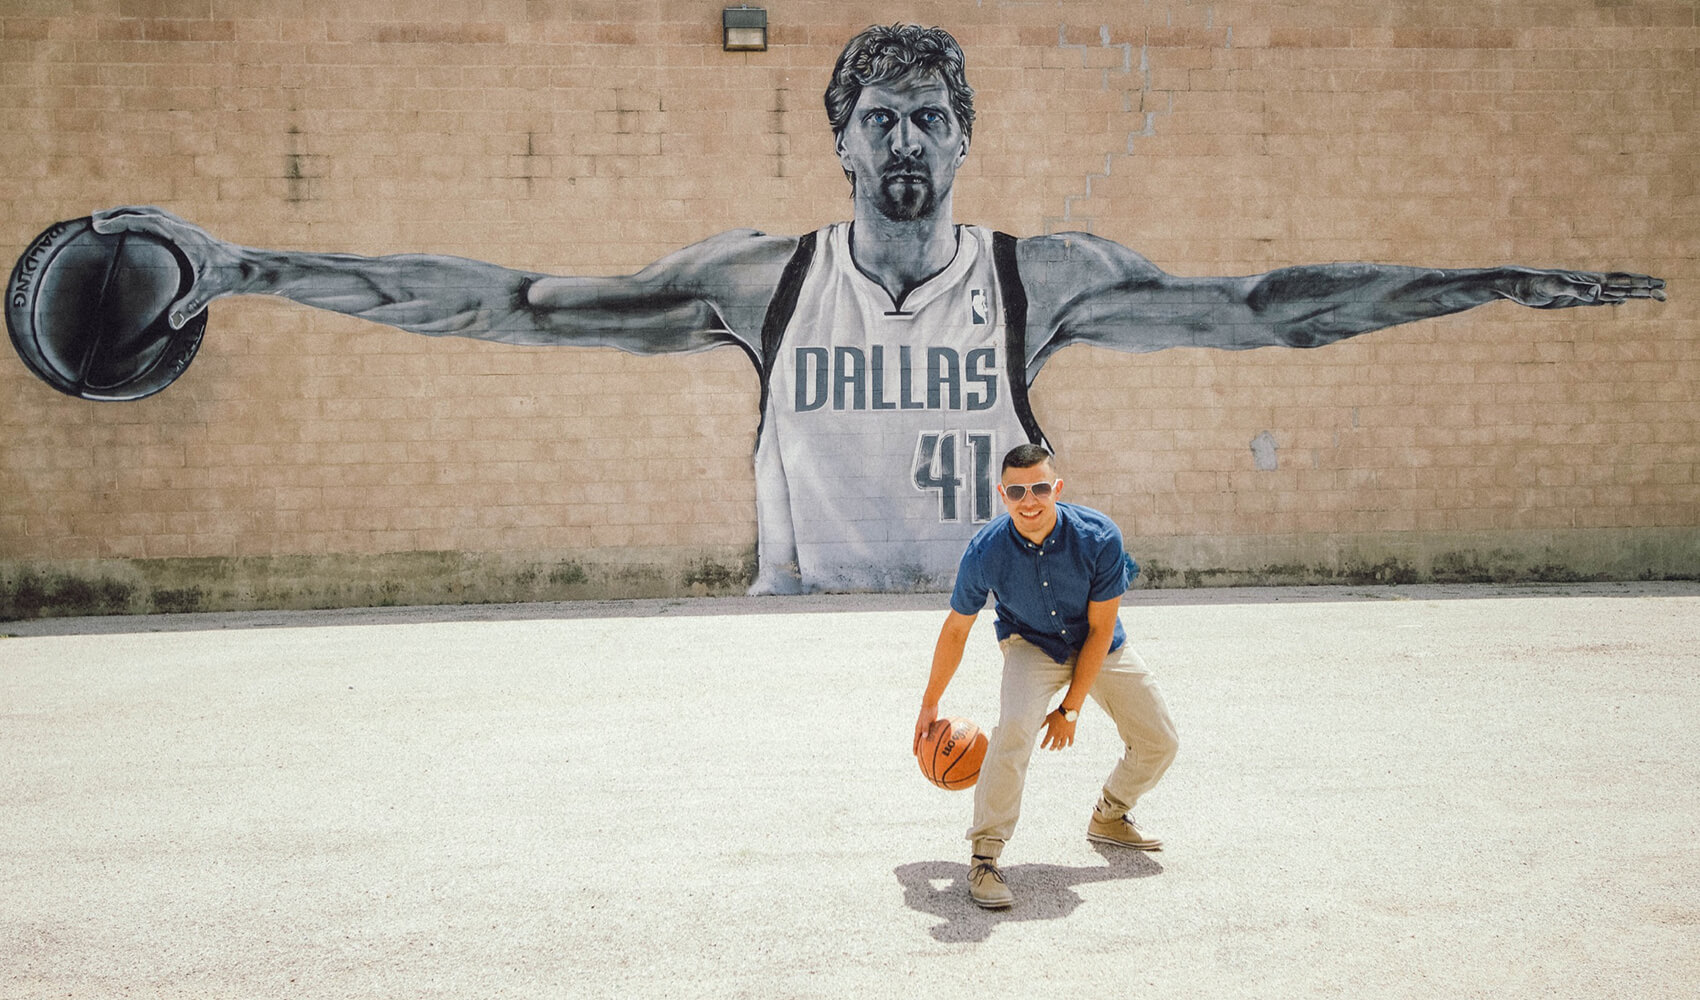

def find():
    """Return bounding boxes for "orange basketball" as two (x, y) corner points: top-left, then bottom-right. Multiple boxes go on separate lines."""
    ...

(917, 716), (988, 790)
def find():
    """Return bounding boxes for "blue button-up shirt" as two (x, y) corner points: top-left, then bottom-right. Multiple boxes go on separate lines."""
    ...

(949, 502), (1136, 664)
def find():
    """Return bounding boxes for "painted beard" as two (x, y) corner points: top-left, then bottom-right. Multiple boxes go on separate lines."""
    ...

(874, 159), (938, 222)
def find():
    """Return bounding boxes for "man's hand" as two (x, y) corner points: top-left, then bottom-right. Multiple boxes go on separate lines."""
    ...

(1503, 268), (1666, 309)
(92, 206), (249, 330)
(1039, 709), (1077, 751)
(913, 703), (940, 756)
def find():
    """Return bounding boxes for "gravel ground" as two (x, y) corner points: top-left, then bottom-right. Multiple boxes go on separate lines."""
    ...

(3, 582), (1696, 999)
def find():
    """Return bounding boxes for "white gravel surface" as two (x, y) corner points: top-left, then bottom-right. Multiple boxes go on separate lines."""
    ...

(3, 583), (1696, 998)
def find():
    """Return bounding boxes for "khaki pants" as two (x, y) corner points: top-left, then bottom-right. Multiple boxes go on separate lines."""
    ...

(967, 635), (1178, 859)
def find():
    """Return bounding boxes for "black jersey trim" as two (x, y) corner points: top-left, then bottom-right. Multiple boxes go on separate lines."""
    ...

(993, 231), (1048, 449)
(755, 230), (818, 433)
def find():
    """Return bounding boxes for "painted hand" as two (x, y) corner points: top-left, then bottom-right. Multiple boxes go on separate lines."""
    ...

(1505, 268), (1666, 308)
(91, 206), (249, 329)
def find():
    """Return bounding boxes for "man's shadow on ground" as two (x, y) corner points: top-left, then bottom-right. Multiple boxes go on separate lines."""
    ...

(895, 844), (1163, 943)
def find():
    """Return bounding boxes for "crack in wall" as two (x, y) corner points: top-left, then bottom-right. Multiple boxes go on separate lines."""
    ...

(1044, 9), (1231, 235)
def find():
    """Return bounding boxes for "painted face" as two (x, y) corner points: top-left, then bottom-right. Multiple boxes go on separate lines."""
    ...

(836, 73), (969, 222)
(998, 461), (1063, 540)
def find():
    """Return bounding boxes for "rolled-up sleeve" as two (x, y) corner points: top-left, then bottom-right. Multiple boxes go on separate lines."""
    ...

(1087, 524), (1130, 603)
(950, 543), (991, 616)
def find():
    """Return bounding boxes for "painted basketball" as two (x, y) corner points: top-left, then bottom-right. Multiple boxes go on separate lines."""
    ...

(918, 716), (989, 791)
(7, 216), (206, 401)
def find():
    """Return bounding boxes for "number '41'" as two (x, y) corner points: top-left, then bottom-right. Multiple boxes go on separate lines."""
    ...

(913, 430), (996, 523)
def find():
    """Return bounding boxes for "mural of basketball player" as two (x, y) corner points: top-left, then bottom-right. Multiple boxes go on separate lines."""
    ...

(83, 25), (1664, 595)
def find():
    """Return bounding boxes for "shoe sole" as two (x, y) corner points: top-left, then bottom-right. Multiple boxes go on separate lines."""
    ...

(1086, 831), (1162, 851)
(971, 895), (1013, 910)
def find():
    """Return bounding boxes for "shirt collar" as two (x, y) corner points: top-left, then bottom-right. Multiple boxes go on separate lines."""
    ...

(1007, 503), (1068, 551)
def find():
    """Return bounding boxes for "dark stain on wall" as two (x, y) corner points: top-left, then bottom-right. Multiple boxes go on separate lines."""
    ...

(683, 555), (757, 592)
(285, 126), (315, 203)
(2, 571), (135, 618)
(1135, 552), (1697, 592)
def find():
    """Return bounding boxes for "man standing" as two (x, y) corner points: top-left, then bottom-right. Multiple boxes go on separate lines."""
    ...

(914, 444), (1178, 909)
(82, 25), (1665, 596)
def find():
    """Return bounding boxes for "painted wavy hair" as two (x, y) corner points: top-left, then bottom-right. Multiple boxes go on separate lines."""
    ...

(824, 24), (976, 141)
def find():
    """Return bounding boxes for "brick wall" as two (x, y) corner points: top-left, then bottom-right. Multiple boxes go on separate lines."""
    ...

(1, 0), (1694, 615)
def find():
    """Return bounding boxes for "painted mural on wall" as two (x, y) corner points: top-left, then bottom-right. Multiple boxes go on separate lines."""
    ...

(6, 25), (1666, 595)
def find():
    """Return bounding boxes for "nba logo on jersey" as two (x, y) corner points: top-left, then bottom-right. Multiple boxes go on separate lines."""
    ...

(970, 288), (988, 325)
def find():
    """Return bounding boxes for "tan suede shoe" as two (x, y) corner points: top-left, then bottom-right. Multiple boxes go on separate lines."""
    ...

(1086, 813), (1163, 851)
(968, 854), (1013, 909)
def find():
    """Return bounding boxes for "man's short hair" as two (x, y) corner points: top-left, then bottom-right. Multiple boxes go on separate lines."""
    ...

(1002, 444), (1054, 475)
(824, 24), (976, 141)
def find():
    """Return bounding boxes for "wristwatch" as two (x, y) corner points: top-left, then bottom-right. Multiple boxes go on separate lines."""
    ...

(1057, 706), (1079, 723)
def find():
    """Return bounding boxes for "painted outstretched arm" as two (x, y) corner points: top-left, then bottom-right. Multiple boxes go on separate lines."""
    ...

(1019, 233), (1666, 370)
(91, 207), (794, 356)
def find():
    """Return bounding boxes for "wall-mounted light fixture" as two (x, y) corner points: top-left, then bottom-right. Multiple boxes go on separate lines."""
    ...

(722, 6), (767, 52)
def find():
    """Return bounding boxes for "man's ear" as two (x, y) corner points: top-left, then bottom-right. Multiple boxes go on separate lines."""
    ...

(955, 137), (970, 166)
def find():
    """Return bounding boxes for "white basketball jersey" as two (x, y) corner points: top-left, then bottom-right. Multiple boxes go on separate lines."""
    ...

(752, 223), (1044, 594)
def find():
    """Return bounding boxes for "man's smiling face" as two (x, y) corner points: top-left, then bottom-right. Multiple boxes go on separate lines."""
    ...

(999, 459), (1063, 543)
(836, 72), (969, 222)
